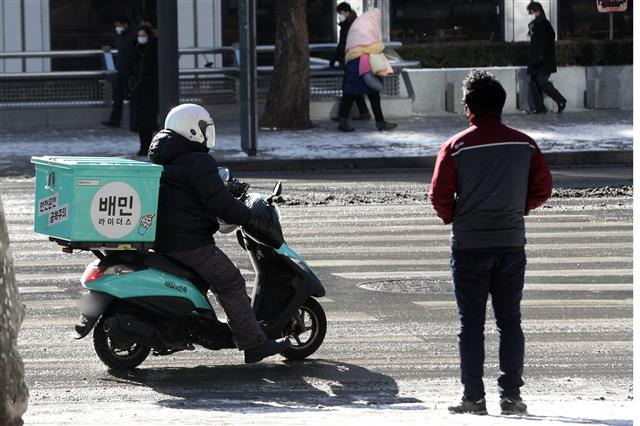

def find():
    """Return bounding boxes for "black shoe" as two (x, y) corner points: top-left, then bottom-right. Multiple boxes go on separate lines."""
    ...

(526, 108), (546, 114)
(337, 118), (355, 132)
(376, 120), (397, 131)
(244, 338), (290, 364)
(136, 150), (148, 157)
(448, 398), (488, 415)
(500, 397), (528, 415)
(101, 120), (120, 128)
(557, 100), (566, 113)
(330, 116), (340, 122)
(353, 112), (372, 121)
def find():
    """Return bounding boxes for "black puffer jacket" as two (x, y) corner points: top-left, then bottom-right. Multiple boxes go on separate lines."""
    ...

(527, 15), (557, 76)
(148, 130), (251, 252)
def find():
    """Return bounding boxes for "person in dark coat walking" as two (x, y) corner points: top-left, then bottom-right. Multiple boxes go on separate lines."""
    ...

(148, 103), (290, 364)
(429, 70), (552, 415)
(526, 2), (566, 114)
(102, 16), (136, 128)
(128, 25), (159, 156)
(330, 2), (370, 122)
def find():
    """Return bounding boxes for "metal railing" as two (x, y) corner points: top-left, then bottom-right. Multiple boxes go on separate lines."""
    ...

(0, 43), (418, 108)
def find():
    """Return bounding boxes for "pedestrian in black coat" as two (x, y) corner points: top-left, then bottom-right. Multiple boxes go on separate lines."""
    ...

(102, 15), (136, 128)
(526, 2), (566, 114)
(330, 2), (370, 122)
(128, 25), (159, 156)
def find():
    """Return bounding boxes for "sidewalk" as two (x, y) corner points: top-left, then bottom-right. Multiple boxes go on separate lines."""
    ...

(0, 110), (632, 175)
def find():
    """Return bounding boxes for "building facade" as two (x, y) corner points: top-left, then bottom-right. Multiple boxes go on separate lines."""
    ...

(0, 0), (633, 73)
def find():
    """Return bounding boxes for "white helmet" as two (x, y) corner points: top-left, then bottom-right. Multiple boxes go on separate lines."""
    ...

(164, 103), (216, 148)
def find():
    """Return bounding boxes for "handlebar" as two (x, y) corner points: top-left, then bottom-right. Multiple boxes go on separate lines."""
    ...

(225, 179), (251, 198)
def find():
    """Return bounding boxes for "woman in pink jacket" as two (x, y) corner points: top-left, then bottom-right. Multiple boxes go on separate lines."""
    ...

(336, 8), (397, 132)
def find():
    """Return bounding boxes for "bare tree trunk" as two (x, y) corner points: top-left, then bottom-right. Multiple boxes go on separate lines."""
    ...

(0, 198), (29, 426)
(259, 0), (312, 130)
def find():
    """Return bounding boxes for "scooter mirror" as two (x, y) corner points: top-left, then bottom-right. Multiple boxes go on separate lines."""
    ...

(272, 181), (283, 197)
(218, 167), (231, 182)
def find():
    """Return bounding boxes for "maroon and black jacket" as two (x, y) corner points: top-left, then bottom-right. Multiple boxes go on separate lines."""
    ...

(429, 115), (552, 250)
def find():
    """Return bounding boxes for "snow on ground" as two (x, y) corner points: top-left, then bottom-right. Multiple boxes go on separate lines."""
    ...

(24, 397), (634, 426)
(0, 112), (632, 166)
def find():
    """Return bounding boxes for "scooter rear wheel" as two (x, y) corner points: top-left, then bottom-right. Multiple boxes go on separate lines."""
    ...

(281, 298), (326, 361)
(93, 315), (151, 369)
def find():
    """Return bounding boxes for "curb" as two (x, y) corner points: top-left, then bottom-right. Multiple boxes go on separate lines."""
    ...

(219, 150), (633, 172)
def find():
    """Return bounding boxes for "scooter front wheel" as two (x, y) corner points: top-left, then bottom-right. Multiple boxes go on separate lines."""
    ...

(93, 315), (151, 369)
(281, 298), (326, 361)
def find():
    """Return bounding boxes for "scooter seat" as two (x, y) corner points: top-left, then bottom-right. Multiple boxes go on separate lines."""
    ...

(143, 252), (209, 294)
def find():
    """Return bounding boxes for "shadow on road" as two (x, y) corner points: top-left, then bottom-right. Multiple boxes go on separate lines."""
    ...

(104, 359), (422, 411)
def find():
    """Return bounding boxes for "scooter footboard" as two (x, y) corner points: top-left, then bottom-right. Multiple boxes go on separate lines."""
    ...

(255, 275), (314, 339)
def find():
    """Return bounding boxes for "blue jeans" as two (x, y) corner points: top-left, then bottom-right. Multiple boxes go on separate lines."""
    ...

(451, 248), (526, 400)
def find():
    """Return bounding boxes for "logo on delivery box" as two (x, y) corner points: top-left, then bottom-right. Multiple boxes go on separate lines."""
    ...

(90, 181), (142, 238)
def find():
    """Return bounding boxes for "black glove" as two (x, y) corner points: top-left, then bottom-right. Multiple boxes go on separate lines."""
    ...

(243, 196), (284, 248)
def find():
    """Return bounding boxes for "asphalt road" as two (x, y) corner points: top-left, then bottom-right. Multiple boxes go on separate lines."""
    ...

(1, 166), (633, 425)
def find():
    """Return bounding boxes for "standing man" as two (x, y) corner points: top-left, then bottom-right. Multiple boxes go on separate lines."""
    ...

(429, 70), (552, 415)
(102, 16), (136, 128)
(330, 2), (371, 122)
(526, 2), (566, 114)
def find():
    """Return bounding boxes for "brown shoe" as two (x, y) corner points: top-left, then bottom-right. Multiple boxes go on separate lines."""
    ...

(353, 112), (371, 121)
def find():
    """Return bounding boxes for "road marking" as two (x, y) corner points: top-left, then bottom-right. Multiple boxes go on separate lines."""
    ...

(276, 242), (633, 255)
(10, 219), (629, 233)
(525, 283), (633, 291)
(16, 272), (79, 282)
(18, 286), (64, 294)
(334, 269), (633, 280)
(413, 299), (633, 309)
(283, 231), (631, 243)
(286, 222), (631, 234)
(309, 256), (632, 268)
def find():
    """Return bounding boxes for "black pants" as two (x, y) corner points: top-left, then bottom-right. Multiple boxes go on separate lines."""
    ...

(529, 74), (566, 111)
(165, 244), (267, 350)
(451, 248), (526, 401)
(108, 72), (128, 124)
(138, 130), (154, 156)
(339, 92), (384, 122)
(341, 70), (369, 116)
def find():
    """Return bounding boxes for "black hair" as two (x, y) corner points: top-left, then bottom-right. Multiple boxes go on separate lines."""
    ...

(137, 24), (154, 38)
(114, 15), (130, 25)
(462, 69), (506, 118)
(527, 2), (545, 15)
(139, 13), (156, 26)
(336, 2), (352, 13)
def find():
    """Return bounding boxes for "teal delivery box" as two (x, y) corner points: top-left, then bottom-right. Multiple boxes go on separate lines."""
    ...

(31, 156), (163, 247)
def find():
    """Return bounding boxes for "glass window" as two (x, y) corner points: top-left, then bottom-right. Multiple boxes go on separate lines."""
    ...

(390, 0), (503, 43)
(558, 0), (633, 39)
(50, 0), (157, 70)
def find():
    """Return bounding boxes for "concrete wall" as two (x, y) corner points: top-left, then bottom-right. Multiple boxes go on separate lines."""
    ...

(403, 65), (632, 116)
(0, 65), (631, 129)
(586, 66), (633, 110)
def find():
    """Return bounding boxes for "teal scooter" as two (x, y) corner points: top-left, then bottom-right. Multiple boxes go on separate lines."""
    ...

(68, 171), (326, 369)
